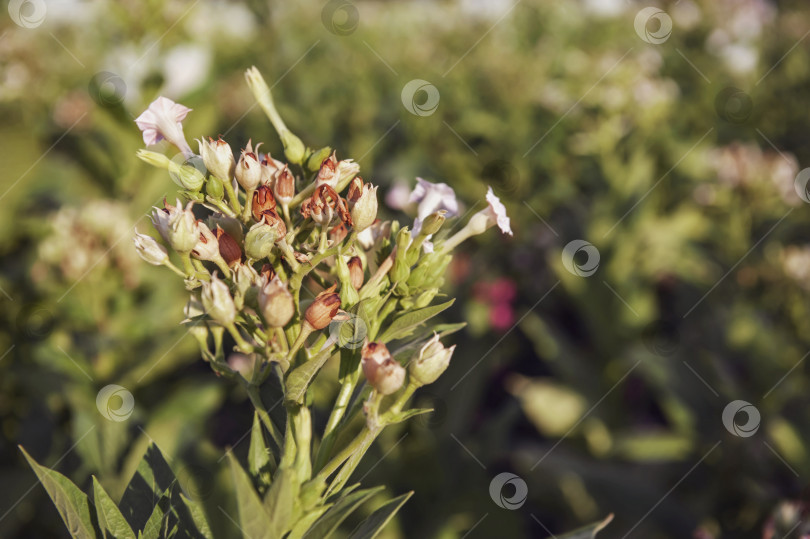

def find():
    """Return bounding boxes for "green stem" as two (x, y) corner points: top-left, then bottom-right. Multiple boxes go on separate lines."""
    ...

(226, 323), (254, 353)
(242, 188), (256, 224)
(246, 384), (283, 449)
(180, 253), (195, 277)
(163, 259), (187, 278)
(287, 322), (313, 364)
(212, 255), (232, 277)
(314, 376), (358, 473)
(223, 178), (242, 214)
(206, 196), (238, 218)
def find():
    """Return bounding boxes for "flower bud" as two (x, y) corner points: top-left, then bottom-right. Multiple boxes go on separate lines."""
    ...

(361, 342), (405, 395)
(235, 141), (263, 192)
(281, 130), (306, 165)
(252, 185), (277, 221)
(306, 146), (332, 172)
(350, 182), (378, 232)
(216, 225), (242, 267)
(258, 276), (295, 327)
(414, 287), (438, 308)
(191, 222), (220, 261)
(233, 262), (258, 299)
(409, 334), (455, 386)
(273, 165), (295, 204)
(330, 222), (349, 245)
(168, 202), (199, 254)
(347, 256), (364, 290)
(206, 175), (225, 200)
(201, 273), (236, 326)
(169, 161), (206, 191)
(316, 151), (339, 188)
(305, 284), (341, 330)
(420, 210), (446, 237)
(197, 136), (235, 181)
(133, 232), (168, 265)
(244, 217), (280, 260)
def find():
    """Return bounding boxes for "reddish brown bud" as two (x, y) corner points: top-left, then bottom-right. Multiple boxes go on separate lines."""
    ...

(330, 222), (349, 245)
(316, 151), (339, 188)
(215, 225), (243, 267)
(260, 263), (275, 282)
(305, 284), (341, 330)
(273, 165), (295, 204)
(252, 185), (277, 221)
(346, 176), (364, 207)
(347, 256), (364, 290)
(260, 209), (287, 239)
(361, 342), (405, 395)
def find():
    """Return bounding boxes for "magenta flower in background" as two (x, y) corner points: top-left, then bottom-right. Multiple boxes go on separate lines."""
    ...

(135, 96), (194, 158)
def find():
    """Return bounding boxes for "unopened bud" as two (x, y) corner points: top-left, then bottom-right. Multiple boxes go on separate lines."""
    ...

(235, 142), (263, 192)
(169, 161), (206, 191)
(197, 137), (235, 181)
(281, 130), (306, 165)
(414, 287), (438, 309)
(347, 256), (364, 290)
(233, 263), (259, 297)
(409, 334), (455, 386)
(306, 146), (332, 172)
(244, 217), (280, 260)
(305, 284), (341, 330)
(168, 202), (199, 254)
(420, 211), (446, 237)
(216, 225), (242, 267)
(206, 175), (225, 200)
(252, 185), (277, 221)
(273, 165), (295, 204)
(201, 273), (236, 326)
(133, 232), (168, 265)
(361, 342), (405, 395)
(258, 276), (295, 327)
(350, 182), (378, 232)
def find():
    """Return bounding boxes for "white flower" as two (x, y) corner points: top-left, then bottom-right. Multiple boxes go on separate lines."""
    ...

(484, 186), (512, 236)
(135, 96), (194, 158)
(235, 140), (263, 191)
(197, 137), (235, 181)
(409, 177), (459, 222)
(133, 232), (168, 266)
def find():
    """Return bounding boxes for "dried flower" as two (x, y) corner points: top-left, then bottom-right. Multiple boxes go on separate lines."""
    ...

(135, 97), (194, 158)
(301, 185), (352, 227)
(361, 342), (405, 395)
(191, 222), (220, 261)
(150, 198), (181, 242)
(252, 185), (277, 221)
(316, 151), (339, 188)
(197, 136), (235, 181)
(305, 284), (341, 330)
(258, 276), (295, 328)
(273, 165), (295, 204)
(347, 256), (364, 290)
(409, 333), (455, 386)
(201, 273), (236, 326)
(133, 232), (168, 266)
(215, 225), (242, 267)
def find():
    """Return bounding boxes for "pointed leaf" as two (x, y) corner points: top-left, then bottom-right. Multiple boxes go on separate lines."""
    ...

(179, 494), (214, 539)
(93, 477), (136, 539)
(349, 491), (413, 539)
(262, 466), (299, 539)
(20, 447), (99, 539)
(285, 350), (336, 405)
(307, 485), (386, 539)
(227, 452), (273, 539)
(248, 412), (275, 490)
(287, 505), (331, 539)
(377, 300), (454, 343)
(119, 444), (177, 531)
(555, 514), (614, 539)
(140, 493), (171, 539)
(385, 408), (434, 425)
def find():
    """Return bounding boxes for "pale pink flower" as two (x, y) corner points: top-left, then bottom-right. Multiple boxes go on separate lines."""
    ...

(135, 97), (194, 158)
(484, 186), (512, 236)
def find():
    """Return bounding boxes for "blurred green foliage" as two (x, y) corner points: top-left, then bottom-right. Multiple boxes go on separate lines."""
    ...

(3, 0), (810, 537)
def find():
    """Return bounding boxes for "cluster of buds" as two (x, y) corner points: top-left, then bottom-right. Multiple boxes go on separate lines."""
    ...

(132, 68), (512, 440)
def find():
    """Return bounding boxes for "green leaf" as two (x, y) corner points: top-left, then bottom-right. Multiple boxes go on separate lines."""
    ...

(285, 350), (335, 405)
(306, 485), (385, 539)
(140, 493), (171, 539)
(248, 412), (275, 491)
(227, 452), (274, 539)
(286, 505), (331, 539)
(262, 466), (299, 539)
(348, 491), (413, 539)
(555, 514), (614, 539)
(20, 446), (100, 539)
(93, 477), (136, 539)
(119, 444), (177, 532)
(377, 300), (455, 343)
(179, 494), (214, 539)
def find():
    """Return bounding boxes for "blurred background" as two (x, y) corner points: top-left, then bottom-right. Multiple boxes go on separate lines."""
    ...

(2, 0), (810, 537)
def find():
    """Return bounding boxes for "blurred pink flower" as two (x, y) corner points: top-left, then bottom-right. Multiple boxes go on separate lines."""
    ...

(489, 302), (515, 331)
(135, 96), (194, 158)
